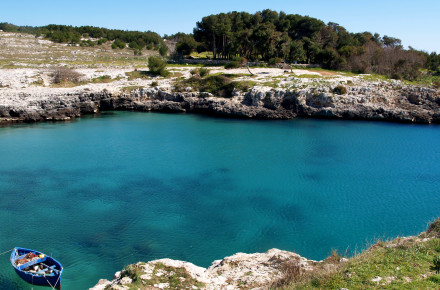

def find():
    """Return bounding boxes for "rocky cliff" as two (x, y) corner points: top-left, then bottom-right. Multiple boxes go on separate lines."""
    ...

(1, 81), (439, 124)
(90, 249), (321, 290)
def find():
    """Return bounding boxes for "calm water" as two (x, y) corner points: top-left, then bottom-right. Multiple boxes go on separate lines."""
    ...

(0, 112), (439, 289)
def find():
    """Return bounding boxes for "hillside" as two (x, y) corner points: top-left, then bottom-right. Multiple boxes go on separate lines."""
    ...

(0, 32), (439, 125)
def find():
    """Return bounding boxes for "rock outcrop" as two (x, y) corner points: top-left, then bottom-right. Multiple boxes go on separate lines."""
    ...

(90, 249), (319, 290)
(1, 82), (439, 124)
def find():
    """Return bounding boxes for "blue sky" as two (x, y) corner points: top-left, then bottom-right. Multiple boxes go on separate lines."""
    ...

(1, 0), (438, 53)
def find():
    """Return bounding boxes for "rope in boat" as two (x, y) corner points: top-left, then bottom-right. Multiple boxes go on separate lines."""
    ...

(0, 248), (13, 256)
(43, 272), (61, 290)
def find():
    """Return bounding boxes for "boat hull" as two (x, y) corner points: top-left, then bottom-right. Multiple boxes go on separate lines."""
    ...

(13, 267), (62, 288)
(11, 247), (62, 289)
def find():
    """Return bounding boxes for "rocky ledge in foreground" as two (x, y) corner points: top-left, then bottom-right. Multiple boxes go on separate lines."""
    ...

(1, 81), (440, 124)
(90, 249), (321, 290)
(91, 219), (440, 290)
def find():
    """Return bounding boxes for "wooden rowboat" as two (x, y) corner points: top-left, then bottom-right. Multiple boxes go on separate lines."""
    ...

(10, 247), (63, 289)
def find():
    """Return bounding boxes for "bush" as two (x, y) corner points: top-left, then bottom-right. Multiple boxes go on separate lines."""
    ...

(268, 57), (282, 66)
(159, 45), (168, 56)
(427, 218), (440, 236)
(434, 255), (440, 274)
(97, 38), (107, 45)
(111, 39), (126, 49)
(224, 61), (241, 69)
(51, 67), (83, 84)
(190, 68), (210, 77)
(233, 56), (246, 64)
(333, 85), (347, 95)
(148, 56), (169, 77)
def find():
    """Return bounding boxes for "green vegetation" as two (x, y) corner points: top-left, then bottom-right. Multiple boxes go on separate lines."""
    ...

(121, 86), (144, 93)
(0, 22), (164, 51)
(295, 74), (323, 79)
(115, 262), (206, 290)
(148, 56), (169, 77)
(434, 255), (440, 274)
(159, 45), (168, 56)
(268, 57), (282, 66)
(175, 74), (255, 97)
(274, 218), (440, 289)
(190, 67), (210, 77)
(224, 61), (241, 69)
(190, 9), (435, 81)
(125, 70), (151, 80)
(90, 75), (117, 83)
(2, 11), (440, 83)
(333, 85), (347, 95)
(224, 56), (247, 69)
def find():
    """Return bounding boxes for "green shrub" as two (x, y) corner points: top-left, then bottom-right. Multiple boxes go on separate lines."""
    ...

(111, 39), (126, 49)
(434, 255), (440, 274)
(225, 61), (241, 69)
(148, 56), (169, 77)
(159, 45), (168, 56)
(97, 38), (107, 45)
(333, 85), (347, 95)
(268, 57), (282, 66)
(190, 68), (210, 77)
(233, 56), (246, 64)
(428, 218), (440, 236)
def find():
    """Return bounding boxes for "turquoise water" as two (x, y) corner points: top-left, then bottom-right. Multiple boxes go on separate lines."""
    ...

(0, 111), (439, 289)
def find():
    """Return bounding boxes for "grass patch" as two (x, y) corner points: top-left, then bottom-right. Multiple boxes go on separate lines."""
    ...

(90, 75), (117, 83)
(262, 80), (280, 88)
(295, 74), (323, 79)
(211, 73), (252, 79)
(118, 262), (206, 290)
(276, 220), (440, 289)
(125, 70), (151, 80)
(121, 85), (144, 93)
(30, 78), (45, 86)
(190, 51), (214, 59)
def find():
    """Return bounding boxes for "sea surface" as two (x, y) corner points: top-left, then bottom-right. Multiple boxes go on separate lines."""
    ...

(0, 111), (439, 289)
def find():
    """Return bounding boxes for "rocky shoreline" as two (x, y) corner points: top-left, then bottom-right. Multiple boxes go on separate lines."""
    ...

(1, 81), (439, 125)
(90, 220), (440, 290)
(90, 248), (321, 290)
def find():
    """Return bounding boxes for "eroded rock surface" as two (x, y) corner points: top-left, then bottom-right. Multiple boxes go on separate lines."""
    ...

(90, 249), (318, 290)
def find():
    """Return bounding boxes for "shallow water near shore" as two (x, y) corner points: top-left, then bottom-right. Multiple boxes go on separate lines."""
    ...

(0, 112), (439, 289)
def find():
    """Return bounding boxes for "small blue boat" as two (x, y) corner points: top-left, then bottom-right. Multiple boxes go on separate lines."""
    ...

(10, 247), (63, 289)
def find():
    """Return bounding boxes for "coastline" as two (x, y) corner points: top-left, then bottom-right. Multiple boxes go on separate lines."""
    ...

(91, 219), (440, 289)
(1, 71), (439, 125)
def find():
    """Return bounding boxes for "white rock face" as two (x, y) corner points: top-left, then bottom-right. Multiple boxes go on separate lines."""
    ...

(90, 249), (318, 290)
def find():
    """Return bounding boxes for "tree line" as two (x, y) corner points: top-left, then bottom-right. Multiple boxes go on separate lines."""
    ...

(180, 9), (438, 81)
(0, 22), (167, 54)
(1, 12), (440, 82)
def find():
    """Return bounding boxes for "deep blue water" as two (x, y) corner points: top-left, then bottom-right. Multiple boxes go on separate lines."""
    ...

(0, 111), (439, 289)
